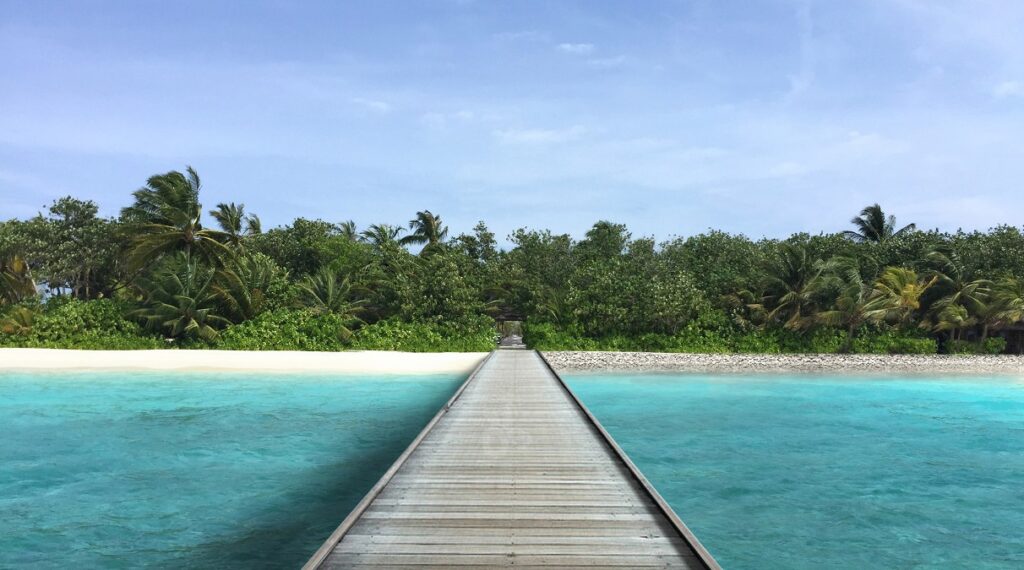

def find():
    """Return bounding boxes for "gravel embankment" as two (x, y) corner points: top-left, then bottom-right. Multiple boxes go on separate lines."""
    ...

(542, 351), (1024, 376)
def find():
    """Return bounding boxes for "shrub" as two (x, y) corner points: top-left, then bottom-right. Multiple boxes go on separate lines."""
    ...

(523, 322), (732, 352)
(214, 309), (347, 351)
(851, 330), (937, 355)
(351, 315), (496, 352)
(884, 336), (938, 355)
(946, 337), (1007, 355)
(0, 297), (164, 349)
(725, 329), (850, 354)
(783, 329), (847, 353)
(731, 330), (784, 354)
(524, 321), (940, 355)
(523, 322), (599, 351)
(664, 326), (732, 353)
(946, 340), (974, 354)
(983, 337), (1008, 354)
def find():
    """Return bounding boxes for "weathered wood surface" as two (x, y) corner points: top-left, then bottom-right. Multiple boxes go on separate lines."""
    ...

(306, 349), (719, 569)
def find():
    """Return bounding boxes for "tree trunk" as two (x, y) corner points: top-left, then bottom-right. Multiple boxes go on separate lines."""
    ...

(842, 324), (856, 353)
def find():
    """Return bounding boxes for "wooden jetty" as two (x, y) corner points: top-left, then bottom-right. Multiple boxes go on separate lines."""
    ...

(304, 348), (720, 569)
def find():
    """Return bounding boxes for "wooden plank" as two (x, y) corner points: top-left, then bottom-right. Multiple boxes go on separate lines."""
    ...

(306, 349), (720, 569)
(334, 534), (687, 545)
(301, 351), (496, 570)
(333, 543), (692, 556)
(325, 553), (698, 566)
(536, 351), (723, 569)
(347, 526), (683, 538)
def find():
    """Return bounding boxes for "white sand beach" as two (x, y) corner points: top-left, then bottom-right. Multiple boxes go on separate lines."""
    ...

(0, 348), (487, 375)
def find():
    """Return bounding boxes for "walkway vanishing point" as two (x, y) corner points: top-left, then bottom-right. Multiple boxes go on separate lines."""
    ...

(304, 348), (721, 569)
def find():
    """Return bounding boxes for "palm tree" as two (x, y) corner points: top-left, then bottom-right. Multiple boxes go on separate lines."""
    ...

(209, 202), (262, 247)
(401, 210), (448, 255)
(361, 224), (405, 249)
(816, 258), (893, 352)
(976, 278), (1024, 348)
(993, 277), (1024, 326)
(0, 305), (35, 335)
(0, 255), (36, 305)
(339, 220), (360, 242)
(932, 303), (973, 341)
(758, 243), (828, 330)
(132, 253), (229, 341)
(724, 286), (770, 329)
(121, 166), (200, 223)
(121, 167), (231, 270)
(214, 252), (285, 323)
(245, 214), (262, 236)
(872, 267), (937, 325)
(925, 249), (990, 339)
(843, 204), (916, 243)
(297, 267), (365, 338)
(970, 277), (1024, 342)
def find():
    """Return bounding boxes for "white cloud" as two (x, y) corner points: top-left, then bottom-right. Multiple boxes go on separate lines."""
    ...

(841, 130), (910, 156)
(493, 125), (588, 144)
(786, 1), (816, 99)
(557, 43), (595, 55)
(885, 0), (1024, 61)
(994, 80), (1024, 98)
(587, 55), (626, 68)
(6, 4), (1024, 238)
(420, 110), (476, 130)
(492, 30), (546, 42)
(351, 98), (392, 113)
(419, 113), (446, 129)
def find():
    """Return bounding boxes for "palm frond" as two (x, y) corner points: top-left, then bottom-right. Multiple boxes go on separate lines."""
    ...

(845, 204), (915, 243)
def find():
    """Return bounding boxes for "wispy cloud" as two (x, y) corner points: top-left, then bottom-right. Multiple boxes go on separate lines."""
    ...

(4, 1), (1024, 238)
(492, 30), (546, 42)
(785, 1), (816, 99)
(420, 110), (476, 129)
(351, 97), (392, 113)
(557, 43), (595, 55)
(493, 125), (588, 144)
(886, 0), (1024, 63)
(994, 80), (1024, 98)
(587, 55), (626, 68)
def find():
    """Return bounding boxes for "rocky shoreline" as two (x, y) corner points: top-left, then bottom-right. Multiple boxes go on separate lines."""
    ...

(542, 351), (1024, 376)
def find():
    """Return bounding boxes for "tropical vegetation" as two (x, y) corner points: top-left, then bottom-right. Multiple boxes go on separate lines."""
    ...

(2, 169), (1023, 354)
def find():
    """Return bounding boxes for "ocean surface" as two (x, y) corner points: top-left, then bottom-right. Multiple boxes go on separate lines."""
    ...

(564, 373), (1024, 570)
(0, 370), (462, 569)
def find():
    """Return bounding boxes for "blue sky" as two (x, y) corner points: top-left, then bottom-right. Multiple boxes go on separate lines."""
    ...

(2, 1), (1023, 242)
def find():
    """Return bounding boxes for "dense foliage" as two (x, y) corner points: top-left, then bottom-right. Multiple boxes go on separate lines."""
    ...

(0, 298), (163, 349)
(2, 167), (1024, 353)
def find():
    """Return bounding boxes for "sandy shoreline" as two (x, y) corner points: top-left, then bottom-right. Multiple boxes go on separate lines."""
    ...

(0, 348), (487, 375)
(544, 351), (1024, 376)
(6, 348), (1022, 377)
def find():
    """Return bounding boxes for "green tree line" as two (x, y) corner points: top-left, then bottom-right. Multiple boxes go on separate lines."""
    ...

(2, 167), (1023, 353)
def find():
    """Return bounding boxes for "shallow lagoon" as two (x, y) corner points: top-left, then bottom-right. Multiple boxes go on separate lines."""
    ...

(0, 370), (462, 569)
(565, 373), (1024, 569)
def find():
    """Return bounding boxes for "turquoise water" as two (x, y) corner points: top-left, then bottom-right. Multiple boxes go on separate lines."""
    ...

(565, 373), (1024, 570)
(0, 370), (462, 569)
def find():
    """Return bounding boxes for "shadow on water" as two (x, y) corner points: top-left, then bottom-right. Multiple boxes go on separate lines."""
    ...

(165, 443), (408, 569)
